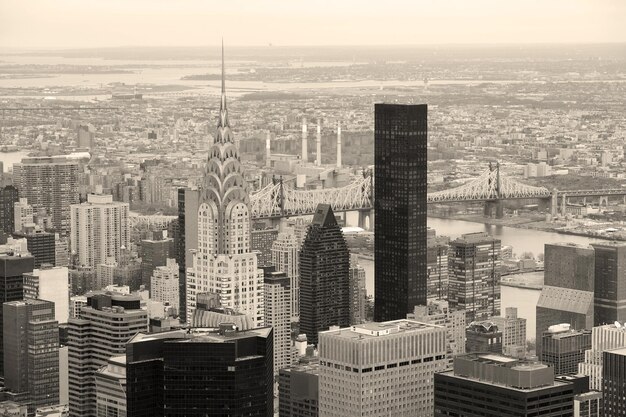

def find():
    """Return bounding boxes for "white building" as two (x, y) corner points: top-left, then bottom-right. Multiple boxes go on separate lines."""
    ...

(264, 270), (292, 376)
(319, 320), (447, 417)
(151, 258), (179, 314)
(13, 198), (34, 232)
(70, 193), (129, 268)
(186, 65), (264, 327)
(409, 300), (466, 370)
(271, 230), (300, 320)
(94, 355), (126, 417)
(579, 322), (626, 391)
(70, 295), (87, 319)
(96, 257), (117, 290)
(492, 307), (527, 357)
(23, 265), (70, 323)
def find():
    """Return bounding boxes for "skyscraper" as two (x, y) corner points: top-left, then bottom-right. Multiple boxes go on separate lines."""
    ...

(271, 228), (300, 321)
(0, 185), (19, 234)
(318, 320), (447, 416)
(0, 253), (34, 377)
(579, 322), (626, 391)
(602, 347), (626, 417)
(23, 265), (70, 323)
(348, 255), (367, 325)
(541, 324), (592, 376)
(427, 233), (450, 301)
(435, 354), (578, 417)
(186, 44), (264, 327)
(448, 232), (501, 322)
(94, 356), (126, 417)
(70, 194), (130, 269)
(374, 103), (428, 322)
(3, 299), (59, 413)
(591, 242), (626, 325)
(68, 293), (148, 417)
(13, 156), (79, 236)
(140, 230), (173, 289)
(125, 326), (274, 417)
(263, 267), (292, 375)
(13, 225), (56, 268)
(492, 307), (527, 357)
(251, 221), (279, 268)
(299, 204), (349, 345)
(150, 258), (179, 314)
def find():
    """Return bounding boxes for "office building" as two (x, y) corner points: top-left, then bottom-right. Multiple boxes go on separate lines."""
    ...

(0, 254), (34, 377)
(0, 185), (19, 234)
(190, 292), (254, 329)
(374, 103), (428, 322)
(409, 300), (466, 369)
(299, 204), (349, 345)
(544, 243), (594, 291)
(427, 233), (450, 301)
(278, 357), (319, 417)
(579, 322), (626, 391)
(175, 187), (187, 321)
(602, 347), (626, 417)
(3, 299), (59, 412)
(67, 293), (148, 417)
(14, 225), (56, 268)
(139, 230), (173, 289)
(150, 258), (179, 315)
(13, 156), (79, 236)
(466, 320), (503, 354)
(54, 234), (69, 268)
(541, 324), (592, 375)
(185, 54), (264, 327)
(536, 286), (594, 358)
(13, 198), (33, 233)
(125, 326), (273, 417)
(94, 356), (126, 417)
(23, 265), (70, 323)
(435, 354), (578, 417)
(492, 307), (527, 357)
(574, 391), (603, 417)
(271, 229), (300, 320)
(348, 255), (367, 325)
(592, 242), (626, 325)
(0, 401), (27, 416)
(319, 320), (446, 416)
(70, 194), (129, 269)
(449, 232), (501, 322)
(251, 221), (279, 268)
(264, 268), (292, 375)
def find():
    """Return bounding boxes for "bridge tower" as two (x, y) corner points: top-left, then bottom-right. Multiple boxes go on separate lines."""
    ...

(483, 162), (504, 219)
(550, 189), (558, 218)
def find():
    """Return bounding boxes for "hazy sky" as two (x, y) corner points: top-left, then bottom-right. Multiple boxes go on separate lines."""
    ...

(1, 0), (625, 49)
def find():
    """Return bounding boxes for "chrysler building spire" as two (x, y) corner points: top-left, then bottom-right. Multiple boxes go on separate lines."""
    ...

(215, 39), (233, 143)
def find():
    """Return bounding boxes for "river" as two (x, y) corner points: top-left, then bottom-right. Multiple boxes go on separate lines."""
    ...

(0, 150), (30, 173)
(354, 216), (601, 340)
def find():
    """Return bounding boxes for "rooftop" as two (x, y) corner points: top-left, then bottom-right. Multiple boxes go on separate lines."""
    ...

(321, 319), (444, 340)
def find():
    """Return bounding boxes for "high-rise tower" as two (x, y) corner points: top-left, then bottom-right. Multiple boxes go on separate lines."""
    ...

(186, 43), (264, 326)
(374, 103), (428, 322)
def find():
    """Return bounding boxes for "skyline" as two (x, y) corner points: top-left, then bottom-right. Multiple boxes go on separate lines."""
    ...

(1, 0), (625, 49)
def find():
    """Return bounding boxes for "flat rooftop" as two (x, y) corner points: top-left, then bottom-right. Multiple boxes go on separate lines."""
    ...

(321, 319), (443, 340)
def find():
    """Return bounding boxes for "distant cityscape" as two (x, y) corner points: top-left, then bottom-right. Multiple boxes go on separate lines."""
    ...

(0, 34), (625, 417)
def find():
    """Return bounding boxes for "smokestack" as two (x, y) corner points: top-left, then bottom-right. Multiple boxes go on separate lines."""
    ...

(301, 117), (308, 162)
(265, 131), (271, 167)
(316, 120), (322, 166)
(336, 121), (342, 168)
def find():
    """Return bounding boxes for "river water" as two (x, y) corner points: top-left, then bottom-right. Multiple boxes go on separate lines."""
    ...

(354, 216), (601, 339)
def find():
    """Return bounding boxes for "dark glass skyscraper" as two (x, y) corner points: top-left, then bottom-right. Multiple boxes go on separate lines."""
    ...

(299, 204), (350, 345)
(0, 185), (19, 234)
(374, 103), (428, 322)
(592, 242), (626, 325)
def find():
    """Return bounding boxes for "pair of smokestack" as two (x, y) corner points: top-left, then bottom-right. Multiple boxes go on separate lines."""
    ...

(299, 117), (342, 168)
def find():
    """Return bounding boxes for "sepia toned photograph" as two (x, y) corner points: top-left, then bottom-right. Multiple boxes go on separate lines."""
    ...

(0, 1), (625, 416)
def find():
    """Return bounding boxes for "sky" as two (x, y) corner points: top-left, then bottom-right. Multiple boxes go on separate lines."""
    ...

(1, 0), (625, 49)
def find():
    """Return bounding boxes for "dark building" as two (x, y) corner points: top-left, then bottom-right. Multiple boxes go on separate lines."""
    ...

(465, 321), (502, 354)
(435, 354), (578, 417)
(13, 226), (56, 268)
(126, 326), (274, 417)
(374, 103), (428, 322)
(0, 185), (19, 234)
(540, 325), (591, 376)
(176, 188), (186, 322)
(299, 204), (350, 345)
(544, 243), (594, 291)
(536, 243), (596, 358)
(0, 254), (34, 377)
(278, 358), (319, 417)
(3, 299), (59, 413)
(140, 230), (173, 289)
(592, 242), (626, 325)
(602, 347), (626, 417)
(251, 221), (279, 268)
